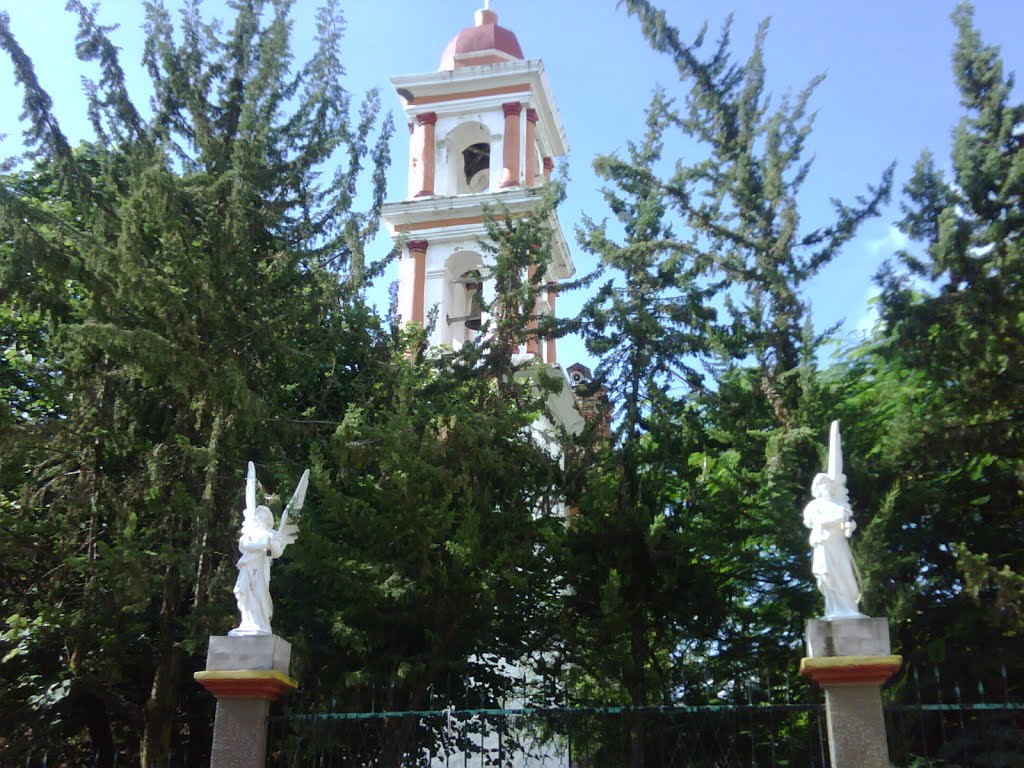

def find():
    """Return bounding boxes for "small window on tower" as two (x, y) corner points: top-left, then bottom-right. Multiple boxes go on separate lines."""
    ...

(463, 143), (490, 193)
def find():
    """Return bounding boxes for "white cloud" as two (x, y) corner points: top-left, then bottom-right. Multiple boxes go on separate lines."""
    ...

(853, 286), (882, 335)
(865, 225), (910, 256)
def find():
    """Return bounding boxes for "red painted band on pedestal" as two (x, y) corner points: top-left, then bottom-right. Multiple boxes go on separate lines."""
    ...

(800, 655), (902, 687)
(194, 670), (298, 701)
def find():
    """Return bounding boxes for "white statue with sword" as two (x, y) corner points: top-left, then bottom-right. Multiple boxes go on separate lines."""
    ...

(803, 421), (866, 619)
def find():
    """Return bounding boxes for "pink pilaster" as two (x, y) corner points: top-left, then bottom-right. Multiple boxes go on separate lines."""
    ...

(407, 240), (429, 325)
(414, 113), (437, 197)
(501, 102), (522, 188)
(525, 108), (538, 186)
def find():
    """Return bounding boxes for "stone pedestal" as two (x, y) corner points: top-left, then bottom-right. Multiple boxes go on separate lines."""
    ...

(801, 618), (901, 768)
(195, 635), (297, 768)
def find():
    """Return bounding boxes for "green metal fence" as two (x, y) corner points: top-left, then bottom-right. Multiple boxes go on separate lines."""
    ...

(266, 703), (829, 768)
(265, 666), (1024, 768)
(884, 665), (1024, 767)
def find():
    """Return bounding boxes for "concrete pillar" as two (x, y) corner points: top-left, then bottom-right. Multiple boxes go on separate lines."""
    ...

(209, 698), (270, 767)
(501, 102), (522, 187)
(414, 112), (437, 197)
(407, 240), (429, 326)
(800, 618), (901, 768)
(545, 283), (557, 363)
(525, 109), (538, 186)
(195, 635), (297, 768)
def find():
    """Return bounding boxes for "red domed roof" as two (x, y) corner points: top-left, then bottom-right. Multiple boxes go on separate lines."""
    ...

(439, 9), (524, 71)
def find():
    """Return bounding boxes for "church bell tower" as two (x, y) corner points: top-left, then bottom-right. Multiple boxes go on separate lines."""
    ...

(381, 6), (574, 362)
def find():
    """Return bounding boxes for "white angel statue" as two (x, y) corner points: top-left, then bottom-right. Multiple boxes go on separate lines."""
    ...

(229, 461), (309, 637)
(802, 421), (866, 619)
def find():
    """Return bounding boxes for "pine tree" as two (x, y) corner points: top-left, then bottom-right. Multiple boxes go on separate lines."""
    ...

(620, 0), (891, 428)
(279, 338), (564, 760)
(0, 1), (391, 764)
(267, 177), (572, 763)
(563, 8), (895, 745)
(867, 0), (1024, 686)
(558, 91), (738, 768)
(612, 0), (892, 665)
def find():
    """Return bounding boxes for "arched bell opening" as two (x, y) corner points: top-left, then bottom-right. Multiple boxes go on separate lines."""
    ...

(444, 251), (485, 346)
(463, 143), (490, 193)
(444, 121), (493, 195)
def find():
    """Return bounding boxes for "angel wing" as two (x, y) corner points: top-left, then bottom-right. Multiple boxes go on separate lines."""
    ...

(276, 469), (309, 547)
(242, 461), (258, 525)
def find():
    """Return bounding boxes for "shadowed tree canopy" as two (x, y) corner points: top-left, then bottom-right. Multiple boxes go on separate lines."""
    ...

(0, 1), (392, 764)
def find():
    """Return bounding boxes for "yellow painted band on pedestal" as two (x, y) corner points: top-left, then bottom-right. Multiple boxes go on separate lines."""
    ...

(194, 669), (298, 688)
(800, 655), (902, 671)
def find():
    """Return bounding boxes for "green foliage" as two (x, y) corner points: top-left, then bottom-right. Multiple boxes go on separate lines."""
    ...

(269, 180), (571, 761)
(565, 9), (892, 741)
(565, 89), (736, 723)
(0, 1), (392, 764)
(280, 343), (562, 703)
(587, 5), (891, 690)
(579, 89), (724, 440)
(2, 1), (1021, 765)
(619, 0), (892, 428)
(864, 0), (1024, 688)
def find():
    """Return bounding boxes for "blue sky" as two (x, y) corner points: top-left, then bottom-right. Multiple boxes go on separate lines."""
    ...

(2, 1), (1021, 370)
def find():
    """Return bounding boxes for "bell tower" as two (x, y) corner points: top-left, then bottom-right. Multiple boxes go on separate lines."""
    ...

(381, 6), (574, 361)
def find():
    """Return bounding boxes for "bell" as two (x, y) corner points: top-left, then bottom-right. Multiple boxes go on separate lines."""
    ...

(464, 285), (483, 330)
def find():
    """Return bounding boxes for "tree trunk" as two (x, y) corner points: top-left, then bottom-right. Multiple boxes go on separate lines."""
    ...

(78, 689), (116, 768)
(628, 618), (647, 768)
(380, 716), (421, 768)
(140, 566), (183, 767)
(379, 679), (431, 768)
(185, 689), (214, 768)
